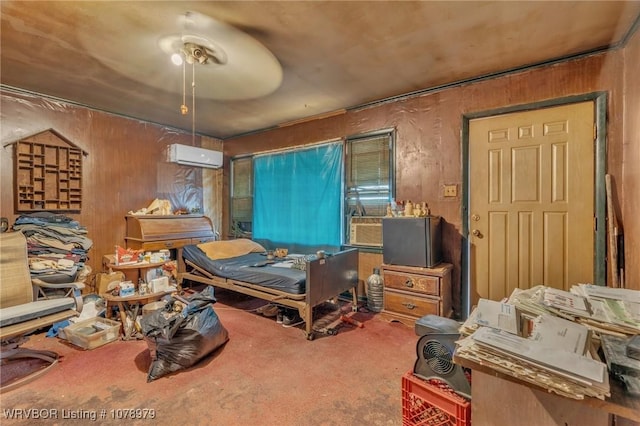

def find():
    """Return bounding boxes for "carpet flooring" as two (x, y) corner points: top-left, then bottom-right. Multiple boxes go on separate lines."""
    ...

(1, 286), (419, 425)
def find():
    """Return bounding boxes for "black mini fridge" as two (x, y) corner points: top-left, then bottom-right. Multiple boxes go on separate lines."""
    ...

(382, 216), (442, 268)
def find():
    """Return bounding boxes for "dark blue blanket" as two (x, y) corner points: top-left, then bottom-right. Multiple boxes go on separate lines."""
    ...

(182, 245), (306, 294)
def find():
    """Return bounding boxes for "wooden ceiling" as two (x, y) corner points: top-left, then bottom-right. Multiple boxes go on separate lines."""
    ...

(1, 1), (639, 139)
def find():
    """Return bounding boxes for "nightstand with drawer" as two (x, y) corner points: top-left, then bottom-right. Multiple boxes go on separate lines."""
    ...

(380, 263), (452, 326)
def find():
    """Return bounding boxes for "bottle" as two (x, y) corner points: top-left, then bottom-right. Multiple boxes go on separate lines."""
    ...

(366, 268), (384, 313)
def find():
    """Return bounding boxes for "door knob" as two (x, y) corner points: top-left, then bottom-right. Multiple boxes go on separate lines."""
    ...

(472, 229), (483, 238)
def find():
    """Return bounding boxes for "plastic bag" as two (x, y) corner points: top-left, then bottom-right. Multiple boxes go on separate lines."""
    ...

(141, 286), (229, 382)
(96, 270), (125, 295)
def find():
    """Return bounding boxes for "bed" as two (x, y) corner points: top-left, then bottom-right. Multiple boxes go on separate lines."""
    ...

(178, 239), (359, 340)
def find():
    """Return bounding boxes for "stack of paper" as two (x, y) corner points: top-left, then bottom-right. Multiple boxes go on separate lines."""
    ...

(542, 287), (592, 318)
(456, 327), (610, 400)
(571, 284), (640, 336)
(459, 298), (517, 335)
(506, 284), (640, 337)
(456, 292), (618, 400)
(529, 314), (591, 355)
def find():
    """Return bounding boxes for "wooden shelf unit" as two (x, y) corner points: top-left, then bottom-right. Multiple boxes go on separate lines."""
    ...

(14, 130), (83, 212)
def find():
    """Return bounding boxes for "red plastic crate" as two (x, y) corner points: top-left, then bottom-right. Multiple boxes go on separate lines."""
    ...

(402, 371), (471, 426)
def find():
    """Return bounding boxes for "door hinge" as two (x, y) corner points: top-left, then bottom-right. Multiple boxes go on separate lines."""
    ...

(594, 124), (597, 140)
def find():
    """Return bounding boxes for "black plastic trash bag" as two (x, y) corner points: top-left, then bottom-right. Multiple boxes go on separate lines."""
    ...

(140, 286), (229, 382)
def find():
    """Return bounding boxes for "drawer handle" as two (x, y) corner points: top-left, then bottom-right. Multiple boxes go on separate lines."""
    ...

(404, 279), (414, 288)
(402, 302), (416, 310)
(165, 242), (174, 248)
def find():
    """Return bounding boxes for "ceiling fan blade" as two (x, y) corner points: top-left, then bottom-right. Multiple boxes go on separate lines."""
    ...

(80, 9), (282, 101)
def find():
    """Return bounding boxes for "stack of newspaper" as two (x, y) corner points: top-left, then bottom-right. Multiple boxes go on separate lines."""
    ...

(570, 284), (640, 335)
(507, 284), (640, 337)
(455, 325), (610, 400)
(456, 295), (614, 400)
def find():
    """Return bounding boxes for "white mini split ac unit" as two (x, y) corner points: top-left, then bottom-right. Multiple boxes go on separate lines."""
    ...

(167, 144), (223, 169)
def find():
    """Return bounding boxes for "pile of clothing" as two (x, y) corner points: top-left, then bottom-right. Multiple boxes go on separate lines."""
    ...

(12, 212), (93, 283)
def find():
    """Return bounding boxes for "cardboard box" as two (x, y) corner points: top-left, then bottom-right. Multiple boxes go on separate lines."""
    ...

(119, 281), (135, 297)
(150, 276), (169, 293)
(64, 317), (120, 350)
(115, 245), (142, 266)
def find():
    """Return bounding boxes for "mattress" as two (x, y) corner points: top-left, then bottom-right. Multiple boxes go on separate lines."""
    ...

(182, 245), (306, 294)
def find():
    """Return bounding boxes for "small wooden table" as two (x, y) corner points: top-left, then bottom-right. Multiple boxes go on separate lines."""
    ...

(102, 254), (166, 284)
(101, 255), (176, 339)
(103, 291), (174, 340)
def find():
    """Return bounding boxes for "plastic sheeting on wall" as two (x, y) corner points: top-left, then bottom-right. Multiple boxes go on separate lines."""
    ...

(1, 88), (217, 278)
(1, 88), (206, 215)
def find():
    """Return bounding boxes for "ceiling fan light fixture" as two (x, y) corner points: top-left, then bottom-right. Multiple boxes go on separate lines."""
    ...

(188, 43), (208, 64)
(155, 11), (282, 100)
(178, 42), (226, 66)
(171, 53), (183, 66)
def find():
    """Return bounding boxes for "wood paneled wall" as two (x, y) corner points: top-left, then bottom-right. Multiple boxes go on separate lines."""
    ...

(0, 90), (222, 283)
(224, 47), (637, 316)
(1, 38), (637, 314)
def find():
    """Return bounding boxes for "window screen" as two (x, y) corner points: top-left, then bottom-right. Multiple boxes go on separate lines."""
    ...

(345, 130), (394, 218)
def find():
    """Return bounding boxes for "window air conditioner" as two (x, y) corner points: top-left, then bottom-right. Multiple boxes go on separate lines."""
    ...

(350, 216), (383, 247)
(167, 144), (223, 169)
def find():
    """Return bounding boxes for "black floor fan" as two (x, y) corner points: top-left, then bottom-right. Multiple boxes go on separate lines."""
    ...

(413, 315), (471, 399)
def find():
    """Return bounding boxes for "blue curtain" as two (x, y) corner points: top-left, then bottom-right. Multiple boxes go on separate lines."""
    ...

(253, 142), (343, 252)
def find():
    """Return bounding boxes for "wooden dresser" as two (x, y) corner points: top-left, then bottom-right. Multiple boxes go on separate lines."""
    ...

(125, 215), (216, 270)
(380, 262), (452, 326)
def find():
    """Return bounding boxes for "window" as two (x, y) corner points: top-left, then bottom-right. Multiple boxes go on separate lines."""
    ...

(230, 156), (253, 238)
(229, 129), (394, 248)
(345, 129), (395, 218)
(253, 142), (343, 251)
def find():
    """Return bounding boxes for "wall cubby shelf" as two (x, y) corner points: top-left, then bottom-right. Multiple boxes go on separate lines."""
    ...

(13, 129), (85, 212)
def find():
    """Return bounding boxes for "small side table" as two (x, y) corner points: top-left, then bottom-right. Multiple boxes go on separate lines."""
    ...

(380, 263), (453, 326)
(103, 291), (174, 340)
(102, 254), (166, 284)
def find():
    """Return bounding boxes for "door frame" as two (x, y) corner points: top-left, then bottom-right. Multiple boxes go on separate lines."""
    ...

(460, 92), (608, 319)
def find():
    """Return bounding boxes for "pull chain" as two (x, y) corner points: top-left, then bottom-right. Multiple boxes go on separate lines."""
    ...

(180, 60), (188, 115)
(191, 62), (196, 146)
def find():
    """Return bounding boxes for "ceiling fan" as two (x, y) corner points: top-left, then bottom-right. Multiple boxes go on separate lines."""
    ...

(80, 10), (282, 101)
(159, 32), (228, 67)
